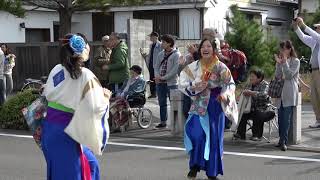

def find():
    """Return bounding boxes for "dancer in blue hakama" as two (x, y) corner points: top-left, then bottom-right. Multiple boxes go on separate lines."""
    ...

(185, 88), (225, 178)
(179, 39), (238, 180)
(41, 33), (111, 180)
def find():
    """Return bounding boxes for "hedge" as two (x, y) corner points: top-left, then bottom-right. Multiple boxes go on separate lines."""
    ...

(0, 90), (38, 130)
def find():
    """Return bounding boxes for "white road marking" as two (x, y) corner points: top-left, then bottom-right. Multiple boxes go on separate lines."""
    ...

(1, 133), (320, 163)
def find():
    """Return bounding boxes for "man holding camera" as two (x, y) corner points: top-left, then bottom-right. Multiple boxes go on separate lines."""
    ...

(140, 32), (162, 98)
(294, 17), (320, 128)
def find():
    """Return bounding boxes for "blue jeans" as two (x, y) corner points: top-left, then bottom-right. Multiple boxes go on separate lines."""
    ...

(0, 79), (6, 106)
(156, 83), (178, 123)
(278, 102), (294, 145)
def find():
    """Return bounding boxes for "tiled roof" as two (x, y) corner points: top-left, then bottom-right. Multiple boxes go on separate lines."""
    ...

(23, 0), (207, 9)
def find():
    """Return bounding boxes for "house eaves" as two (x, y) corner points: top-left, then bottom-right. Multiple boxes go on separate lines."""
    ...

(22, 0), (211, 12)
(109, 0), (209, 12)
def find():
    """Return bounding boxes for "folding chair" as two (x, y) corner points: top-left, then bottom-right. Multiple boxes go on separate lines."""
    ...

(247, 104), (278, 143)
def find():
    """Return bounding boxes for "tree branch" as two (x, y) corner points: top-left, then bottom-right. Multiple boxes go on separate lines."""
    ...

(53, 0), (65, 8)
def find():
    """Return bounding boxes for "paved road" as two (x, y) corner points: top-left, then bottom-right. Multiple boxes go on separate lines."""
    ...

(1, 133), (320, 180)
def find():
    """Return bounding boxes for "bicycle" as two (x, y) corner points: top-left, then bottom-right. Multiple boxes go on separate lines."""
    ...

(21, 76), (47, 92)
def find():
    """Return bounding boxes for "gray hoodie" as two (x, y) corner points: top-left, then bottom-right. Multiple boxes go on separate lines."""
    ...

(154, 49), (181, 86)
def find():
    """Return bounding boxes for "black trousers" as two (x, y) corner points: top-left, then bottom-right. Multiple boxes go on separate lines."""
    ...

(237, 110), (275, 138)
(149, 63), (156, 96)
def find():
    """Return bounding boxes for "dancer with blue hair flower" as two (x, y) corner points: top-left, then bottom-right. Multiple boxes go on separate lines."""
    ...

(41, 33), (111, 180)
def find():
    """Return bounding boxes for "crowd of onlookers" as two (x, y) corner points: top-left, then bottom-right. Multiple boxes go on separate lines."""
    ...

(1, 17), (319, 153)
(91, 17), (320, 155)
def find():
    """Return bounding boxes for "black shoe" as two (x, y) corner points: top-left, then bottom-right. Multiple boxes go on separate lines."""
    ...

(233, 133), (245, 140)
(155, 123), (167, 129)
(187, 168), (198, 179)
(275, 143), (281, 148)
(207, 176), (217, 180)
(280, 144), (287, 151)
(148, 94), (157, 99)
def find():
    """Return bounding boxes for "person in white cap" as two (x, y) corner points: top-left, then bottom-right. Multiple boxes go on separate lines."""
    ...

(92, 35), (112, 88)
(294, 17), (320, 128)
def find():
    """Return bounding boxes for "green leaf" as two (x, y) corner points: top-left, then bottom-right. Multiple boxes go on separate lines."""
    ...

(0, 0), (25, 17)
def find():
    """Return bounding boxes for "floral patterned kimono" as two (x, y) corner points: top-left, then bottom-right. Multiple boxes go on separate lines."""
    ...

(179, 56), (238, 177)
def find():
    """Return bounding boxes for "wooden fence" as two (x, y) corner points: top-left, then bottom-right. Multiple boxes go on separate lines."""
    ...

(7, 39), (197, 91)
(6, 42), (102, 91)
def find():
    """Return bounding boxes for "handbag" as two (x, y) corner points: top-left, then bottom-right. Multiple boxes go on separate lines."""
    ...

(21, 96), (48, 148)
(268, 78), (284, 98)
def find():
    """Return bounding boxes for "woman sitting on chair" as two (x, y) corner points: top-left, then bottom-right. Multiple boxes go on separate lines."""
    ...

(234, 68), (275, 141)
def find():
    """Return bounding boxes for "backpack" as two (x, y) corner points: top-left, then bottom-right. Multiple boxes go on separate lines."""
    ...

(222, 49), (247, 83)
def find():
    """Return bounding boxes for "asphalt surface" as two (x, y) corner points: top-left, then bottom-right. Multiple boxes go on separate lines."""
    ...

(1, 133), (320, 180)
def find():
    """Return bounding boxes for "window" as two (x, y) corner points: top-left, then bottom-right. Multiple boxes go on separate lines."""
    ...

(133, 10), (179, 37)
(53, 22), (60, 42)
(92, 12), (114, 41)
(25, 28), (50, 42)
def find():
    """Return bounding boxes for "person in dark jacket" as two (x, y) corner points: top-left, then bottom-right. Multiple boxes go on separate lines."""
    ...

(103, 32), (130, 95)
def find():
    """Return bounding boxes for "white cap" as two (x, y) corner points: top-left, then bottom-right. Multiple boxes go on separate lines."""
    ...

(102, 35), (109, 41)
(313, 23), (320, 27)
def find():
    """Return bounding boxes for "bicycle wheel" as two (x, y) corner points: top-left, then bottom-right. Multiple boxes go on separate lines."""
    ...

(21, 82), (43, 92)
(137, 108), (153, 129)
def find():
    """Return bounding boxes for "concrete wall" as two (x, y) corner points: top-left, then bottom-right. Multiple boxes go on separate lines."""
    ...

(0, 10), (92, 43)
(114, 11), (133, 34)
(179, 9), (201, 39)
(127, 19), (153, 86)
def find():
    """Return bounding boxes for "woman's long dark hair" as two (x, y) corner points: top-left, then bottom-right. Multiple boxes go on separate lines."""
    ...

(1, 44), (11, 55)
(60, 34), (84, 79)
(197, 38), (217, 59)
(280, 40), (298, 58)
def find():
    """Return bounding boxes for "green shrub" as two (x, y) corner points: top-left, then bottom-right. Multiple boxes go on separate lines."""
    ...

(0, 90), (38, 130)
(225, 5), (278, 78)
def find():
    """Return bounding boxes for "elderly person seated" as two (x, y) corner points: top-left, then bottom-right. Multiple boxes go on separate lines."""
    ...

(118, 65), (145, 98)
(109, 65), (146, 131)
(234, 68), (275, 141)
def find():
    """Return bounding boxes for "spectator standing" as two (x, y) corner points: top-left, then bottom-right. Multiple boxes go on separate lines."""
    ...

(140, 32), (162, 98)
(294, 17), (320, 128)
(103, 32), (130, 95)
(274, 40), (300, 151)
(154, 34), (181, 128)
(92, 35), (112, 88)
(1, 44), (15, 96)
(0, 48), (4, 105)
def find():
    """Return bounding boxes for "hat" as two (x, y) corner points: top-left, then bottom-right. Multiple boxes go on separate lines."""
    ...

(130, 65), (142, 75)
(148, 32), (159, 37)
(314, 23), (320, 27)
(101, 35), (109, 41)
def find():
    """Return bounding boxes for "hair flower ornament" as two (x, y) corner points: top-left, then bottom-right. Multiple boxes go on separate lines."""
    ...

(69, 35), (86, 55)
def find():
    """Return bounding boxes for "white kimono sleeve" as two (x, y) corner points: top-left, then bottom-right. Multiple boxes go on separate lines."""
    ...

(64, 78), (110, 155)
